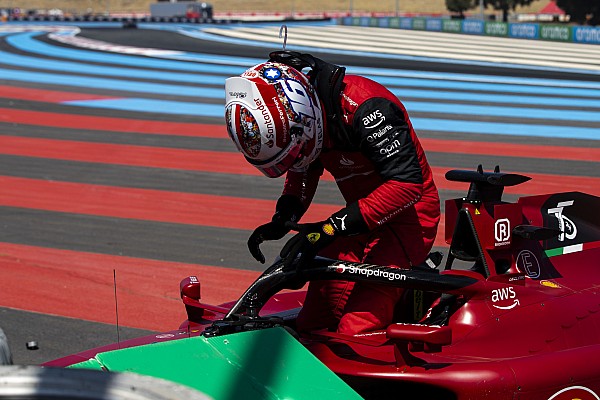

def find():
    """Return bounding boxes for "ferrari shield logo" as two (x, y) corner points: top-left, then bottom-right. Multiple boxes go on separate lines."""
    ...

(307, 233), (320, 244)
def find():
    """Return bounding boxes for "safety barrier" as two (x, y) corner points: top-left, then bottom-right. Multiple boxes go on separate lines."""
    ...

(338, 16), (600, 45)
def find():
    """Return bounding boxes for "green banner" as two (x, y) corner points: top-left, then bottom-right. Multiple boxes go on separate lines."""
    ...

(540, 24), (572, 42)
(442, 19), (462, 33)
(389, 17), (401, 28)
(412, 17), (426, 30)
(485, 22), (508, 37)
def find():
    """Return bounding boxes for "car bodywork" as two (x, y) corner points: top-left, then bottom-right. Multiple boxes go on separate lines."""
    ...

(45, 166), (600, 400)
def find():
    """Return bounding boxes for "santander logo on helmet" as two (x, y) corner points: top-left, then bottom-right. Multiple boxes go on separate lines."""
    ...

(224, 62), (324, 178)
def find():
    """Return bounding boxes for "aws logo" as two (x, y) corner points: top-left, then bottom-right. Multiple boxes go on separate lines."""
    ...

(491, 287), (520, 310)
(362, 110), (386, 129)
(548, 386), (599, 400)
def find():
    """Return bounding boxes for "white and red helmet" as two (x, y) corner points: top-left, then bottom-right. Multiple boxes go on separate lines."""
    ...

(225, 62), (324, 178)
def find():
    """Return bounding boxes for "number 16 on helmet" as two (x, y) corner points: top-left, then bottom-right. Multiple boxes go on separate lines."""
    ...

(225, 62), (325, 178)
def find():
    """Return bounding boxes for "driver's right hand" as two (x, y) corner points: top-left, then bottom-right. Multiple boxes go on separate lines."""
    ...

(248, 221), (291, 263)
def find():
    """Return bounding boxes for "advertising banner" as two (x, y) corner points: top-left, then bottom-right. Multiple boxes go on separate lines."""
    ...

(540, 24), (571, 42)
(442, 19), (462, 33)
(485, 22), (508, 37)
(338, 16), (598, 46)
(573, 26), (600, 44)
(462, 20), (484, 35)
(509, 23), (538, 39)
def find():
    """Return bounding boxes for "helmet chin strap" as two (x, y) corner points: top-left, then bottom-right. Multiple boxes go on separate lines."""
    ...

(289, 127), (305, 166)
(292, 154), (306, 169)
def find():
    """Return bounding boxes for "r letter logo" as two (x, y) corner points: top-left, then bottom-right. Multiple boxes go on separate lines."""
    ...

(495, 218), (511, 247)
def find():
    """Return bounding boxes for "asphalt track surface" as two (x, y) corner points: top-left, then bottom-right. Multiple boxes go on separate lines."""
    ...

(0, 22), (599, 366)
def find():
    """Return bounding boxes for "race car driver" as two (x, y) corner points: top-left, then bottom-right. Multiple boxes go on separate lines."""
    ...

(224, 51), (440, 335)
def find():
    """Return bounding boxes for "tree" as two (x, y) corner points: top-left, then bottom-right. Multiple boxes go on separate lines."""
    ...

(556, 0), (600, 25)
(482, 0), (540, 22)
(446, 0), (475, 18)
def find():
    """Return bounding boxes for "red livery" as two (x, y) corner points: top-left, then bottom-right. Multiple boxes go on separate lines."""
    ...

(47, 165), (600, 400)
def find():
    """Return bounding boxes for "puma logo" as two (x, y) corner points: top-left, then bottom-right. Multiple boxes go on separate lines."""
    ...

(335, 215), (348, 231)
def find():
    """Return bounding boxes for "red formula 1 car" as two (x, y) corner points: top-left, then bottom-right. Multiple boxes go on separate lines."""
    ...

(45, 166), (600, 400)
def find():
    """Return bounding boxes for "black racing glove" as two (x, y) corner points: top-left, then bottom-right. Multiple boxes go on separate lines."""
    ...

(248, 195), (304, 263)
(280, 202), (369, 269)
(280, 219), (339, 270)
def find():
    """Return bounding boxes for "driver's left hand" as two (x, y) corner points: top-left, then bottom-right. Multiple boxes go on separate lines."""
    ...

(280, 220), (338, 269)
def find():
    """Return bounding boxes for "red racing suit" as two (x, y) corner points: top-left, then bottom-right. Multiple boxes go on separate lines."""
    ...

(282, 74), (440, 335)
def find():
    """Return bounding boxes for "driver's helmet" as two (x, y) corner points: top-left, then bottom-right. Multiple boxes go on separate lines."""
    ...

(225, 62), (324, 178)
